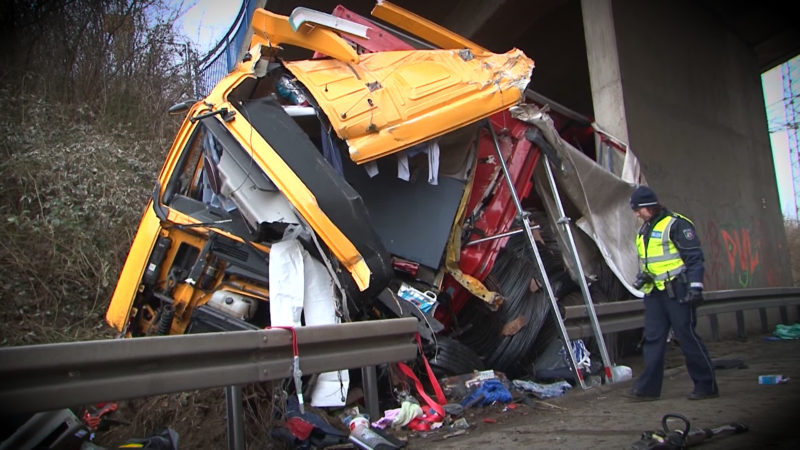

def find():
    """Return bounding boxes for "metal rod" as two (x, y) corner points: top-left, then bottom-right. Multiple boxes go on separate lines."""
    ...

(542, 157), (616, 383)
(225, 385), (245, 450)
(485, 123), (588, 389)
(464, 228), (528, 246)
(362, 366), (380, 421)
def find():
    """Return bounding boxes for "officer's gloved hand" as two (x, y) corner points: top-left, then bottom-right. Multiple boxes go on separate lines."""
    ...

(680, 287), (703, 305)
(632, 272), (653, 290)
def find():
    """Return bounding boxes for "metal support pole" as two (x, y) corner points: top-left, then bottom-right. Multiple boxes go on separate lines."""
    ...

(710, 314), (720, 341)
(362, 366), (380, 421)
(759, 308), (769, 333)
(736, 311), (746, 339)
(225, 385), (245, 450)
(486, 123), (588, 389)
(542, 157), (616, 382)
(464, 228), (526, 246)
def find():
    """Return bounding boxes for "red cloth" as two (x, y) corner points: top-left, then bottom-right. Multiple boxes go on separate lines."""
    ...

(286, 417), (315, 441)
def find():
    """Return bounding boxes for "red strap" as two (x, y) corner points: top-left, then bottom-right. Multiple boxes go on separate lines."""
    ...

(267, 326), (299, 357)
(396, 333), (446, 420)
(416, 333), (446, 405)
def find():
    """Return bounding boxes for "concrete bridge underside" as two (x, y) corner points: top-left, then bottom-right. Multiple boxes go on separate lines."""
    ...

(265, 0), (800, 292)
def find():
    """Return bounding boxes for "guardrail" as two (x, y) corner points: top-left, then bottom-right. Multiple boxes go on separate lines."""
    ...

(3, 289), (798, 416)
(194, 0), (260, 97)
(565, 287), (800, 340)
(0, 318), (418, 416)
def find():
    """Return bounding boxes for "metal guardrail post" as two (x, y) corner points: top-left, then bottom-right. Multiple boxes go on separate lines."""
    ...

(226, 385), (245, 450)
(709, 314), (720, 341)
(759, 308), (769, 333)
(362, 366), (380, 421)
(736, 311), (746, 339)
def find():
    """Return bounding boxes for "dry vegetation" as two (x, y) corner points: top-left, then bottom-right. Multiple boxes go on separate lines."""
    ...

(0, 0), (188, 346)
(784, 219), (800, 285)
(0, 1), (282, 447)
(0, 91), (163, 345)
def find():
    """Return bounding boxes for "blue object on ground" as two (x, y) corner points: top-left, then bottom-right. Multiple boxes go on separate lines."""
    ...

(512, 379), (573, 399)
(460, 379), (512, 407)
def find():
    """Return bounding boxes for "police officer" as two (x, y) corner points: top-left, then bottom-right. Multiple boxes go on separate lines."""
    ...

(625, 185), (718, 401)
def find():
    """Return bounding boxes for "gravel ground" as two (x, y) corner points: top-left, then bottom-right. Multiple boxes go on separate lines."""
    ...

(405, 334), (800, 449)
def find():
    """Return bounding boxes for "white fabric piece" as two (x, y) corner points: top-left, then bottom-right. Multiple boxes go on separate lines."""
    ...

(426, 140), (440, 185)
(365, 161), (379, 178)
(301, 252), (336, 326)
(397, 141), (440, 184)
(621, 143), (645, 185)
(303, 252), (350, 407)
(268, 239), (305, 326)
(310, 370), (350, 408)
(397, 152), (410, 181)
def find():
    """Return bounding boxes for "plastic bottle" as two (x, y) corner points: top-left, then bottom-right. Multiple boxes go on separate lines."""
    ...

(610, 365), (633, 383)
(276, 77), (308, 105)
(758, 374), (787, 384)
(348, 415), (397, 450)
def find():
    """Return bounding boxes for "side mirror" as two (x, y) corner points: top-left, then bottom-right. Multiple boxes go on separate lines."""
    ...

(168, 99), (199, 115)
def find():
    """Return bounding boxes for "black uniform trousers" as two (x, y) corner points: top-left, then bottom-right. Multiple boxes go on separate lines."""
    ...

(633, 287), (718, 397)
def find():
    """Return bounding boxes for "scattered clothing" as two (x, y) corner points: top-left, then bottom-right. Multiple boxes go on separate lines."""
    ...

(512, 379), (573, 399)
(774, 323), (800, 340)
(460, 379), (512, 407)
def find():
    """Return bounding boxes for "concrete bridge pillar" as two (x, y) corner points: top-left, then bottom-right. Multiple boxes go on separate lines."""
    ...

(581, 0), (792, 290)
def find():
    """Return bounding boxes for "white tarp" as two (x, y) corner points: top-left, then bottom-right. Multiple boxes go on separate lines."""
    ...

(510, 104), (643, 297)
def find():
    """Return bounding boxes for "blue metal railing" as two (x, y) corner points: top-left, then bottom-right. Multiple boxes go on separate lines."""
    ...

(195, 0), (259, 97)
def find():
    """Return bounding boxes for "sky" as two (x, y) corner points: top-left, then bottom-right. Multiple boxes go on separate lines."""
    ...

(179, 0), (243, 53)
(762, 55), (800, 220)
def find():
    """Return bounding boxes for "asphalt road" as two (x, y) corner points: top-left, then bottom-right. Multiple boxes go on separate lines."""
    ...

(405, 333), (800, 449)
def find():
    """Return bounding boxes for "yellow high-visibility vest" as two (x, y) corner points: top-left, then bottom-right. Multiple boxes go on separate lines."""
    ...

(636, 213), (691, 293)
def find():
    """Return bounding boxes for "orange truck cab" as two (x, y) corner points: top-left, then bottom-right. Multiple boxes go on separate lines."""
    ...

(105, 2), (534, 339)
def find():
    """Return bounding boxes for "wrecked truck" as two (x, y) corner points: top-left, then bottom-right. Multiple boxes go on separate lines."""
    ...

(105, 1), (640, 400)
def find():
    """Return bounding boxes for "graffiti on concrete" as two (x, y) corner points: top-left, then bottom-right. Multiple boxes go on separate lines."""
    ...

(705, 220), (765, 288)
(721, 227), (760, 287)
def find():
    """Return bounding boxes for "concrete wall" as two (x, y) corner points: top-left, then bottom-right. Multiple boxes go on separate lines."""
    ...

(585, 0), (791, 290)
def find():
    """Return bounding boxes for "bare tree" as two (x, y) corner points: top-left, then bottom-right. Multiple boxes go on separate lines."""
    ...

(0, 0), (194, 137)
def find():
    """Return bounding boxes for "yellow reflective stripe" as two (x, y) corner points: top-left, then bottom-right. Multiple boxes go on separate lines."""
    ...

(645, 253), (679, 263)
(653, 265), (685, 281)
(659, 216), (677, 256)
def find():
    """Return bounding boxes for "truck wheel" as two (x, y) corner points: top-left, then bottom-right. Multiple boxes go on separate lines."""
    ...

(428, 335), (485, 377)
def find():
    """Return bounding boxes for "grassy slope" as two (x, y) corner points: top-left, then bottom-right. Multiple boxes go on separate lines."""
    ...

(0, 90), (289, 447)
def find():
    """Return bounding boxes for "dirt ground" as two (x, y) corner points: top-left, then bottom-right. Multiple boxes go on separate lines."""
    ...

(404, 334), (800, 450)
